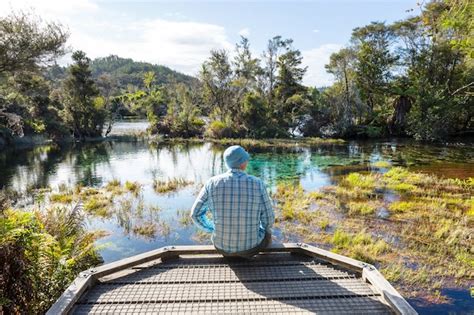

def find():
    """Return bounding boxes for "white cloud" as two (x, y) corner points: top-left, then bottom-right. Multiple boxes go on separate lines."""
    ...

(302, 44), (342, 87)
(238, 27), (250, 37)
(0, 0), (234, 77)
(312, 29), (320, 33)
(66, 18), (233, 76)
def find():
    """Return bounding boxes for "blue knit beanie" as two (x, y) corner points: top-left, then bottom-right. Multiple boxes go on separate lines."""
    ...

(224, 145), (250, 169)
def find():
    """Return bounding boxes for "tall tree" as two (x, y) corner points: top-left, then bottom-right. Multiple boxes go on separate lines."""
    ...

(261, 36), (293, 111)
(274, 45), (309, 134)
(325, 48), (360, 129)
(61, 51), (105, 139)
(351, 22), (397, 116)
(0, 12), (68, 140)
(200, 50), (235, 119)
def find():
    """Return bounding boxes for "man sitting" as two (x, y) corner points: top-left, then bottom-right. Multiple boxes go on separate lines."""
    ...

(191, 145), (275, 258)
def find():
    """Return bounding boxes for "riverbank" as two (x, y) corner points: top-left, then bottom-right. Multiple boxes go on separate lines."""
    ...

(0, 133), (347, 151)
(3, 126), (473, 152)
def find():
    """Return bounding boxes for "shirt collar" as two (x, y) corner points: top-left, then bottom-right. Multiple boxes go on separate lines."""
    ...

(228, 168), (245, 175)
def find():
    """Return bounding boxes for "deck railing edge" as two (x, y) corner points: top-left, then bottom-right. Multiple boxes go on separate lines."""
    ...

(362, 267), (418, 315)
(46, 273), (94, 315)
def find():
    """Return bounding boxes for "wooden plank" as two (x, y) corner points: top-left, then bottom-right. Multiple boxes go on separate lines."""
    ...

(363, 267), (417, 315)
(296, 243), (367, 272)
(46, 273), (94, 315)
(90, 247), (168, 279)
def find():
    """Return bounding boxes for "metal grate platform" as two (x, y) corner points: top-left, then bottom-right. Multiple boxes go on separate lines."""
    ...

(71, 253), (394, 314)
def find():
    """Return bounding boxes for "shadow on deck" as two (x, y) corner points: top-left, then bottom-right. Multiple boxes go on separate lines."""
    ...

(71, 252), (394, 314)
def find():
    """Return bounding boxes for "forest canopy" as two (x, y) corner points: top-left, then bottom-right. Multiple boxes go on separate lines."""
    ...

(0, 0), (472, 144)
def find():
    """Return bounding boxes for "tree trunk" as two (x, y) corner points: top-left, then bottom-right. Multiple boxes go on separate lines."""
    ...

(389, 95), (412, 135)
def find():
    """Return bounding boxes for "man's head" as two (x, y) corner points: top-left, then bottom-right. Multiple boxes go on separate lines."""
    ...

(224, 145), (250, 170)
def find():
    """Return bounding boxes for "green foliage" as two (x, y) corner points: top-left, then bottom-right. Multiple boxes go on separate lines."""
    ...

(241, 92), (268, 137)
(0, 205), (103, 314)
(161, 83), (205, 137)
(0, 12), (69, 141)
(0, 11), (68, 74)
(2, 1), (472, 144)
(318, 1), (473, 140)
(205, 119), (239, 139)
(60, 51), (106, 139)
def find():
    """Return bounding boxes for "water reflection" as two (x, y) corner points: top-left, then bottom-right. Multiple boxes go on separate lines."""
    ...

(1, 139), (473, 263)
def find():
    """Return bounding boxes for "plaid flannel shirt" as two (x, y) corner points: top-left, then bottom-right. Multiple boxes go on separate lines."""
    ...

(190, 169), (275, 253)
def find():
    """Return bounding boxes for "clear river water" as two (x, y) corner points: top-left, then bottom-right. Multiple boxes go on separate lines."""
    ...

(1, 134), (473, 314)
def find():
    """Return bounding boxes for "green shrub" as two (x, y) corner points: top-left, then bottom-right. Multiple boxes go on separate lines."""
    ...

(205, 120), (239, 139)
(0, 206), (103, 314)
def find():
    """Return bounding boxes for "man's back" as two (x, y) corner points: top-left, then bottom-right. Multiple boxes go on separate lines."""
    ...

(191, 169), (274, 254)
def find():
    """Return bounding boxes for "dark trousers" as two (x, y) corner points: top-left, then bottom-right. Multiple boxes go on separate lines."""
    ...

(215, 232), (272, 259)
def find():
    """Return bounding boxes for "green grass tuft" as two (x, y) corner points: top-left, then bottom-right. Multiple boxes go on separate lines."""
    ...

(153, 178), (192, 193)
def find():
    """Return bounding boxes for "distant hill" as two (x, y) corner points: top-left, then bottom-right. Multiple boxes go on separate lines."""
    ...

(44, 55), (197, 92)
(90, 55), (197, 89)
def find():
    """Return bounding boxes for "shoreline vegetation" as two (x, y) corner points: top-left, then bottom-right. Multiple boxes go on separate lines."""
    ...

(2, 165), (472, 312)
(1, 1), (473, 149)
(1, 133), (347, 149)
(4, 131), (474, 154)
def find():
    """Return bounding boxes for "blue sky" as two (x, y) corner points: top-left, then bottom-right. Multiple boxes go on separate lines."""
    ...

(1, 0), (418, 86)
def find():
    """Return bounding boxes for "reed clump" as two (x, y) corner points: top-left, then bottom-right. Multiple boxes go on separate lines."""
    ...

(153, 178), (192, 193)
(132, 222), (157, 238)
(372, 160), (392, 168)
(83, 196), (112, 217)
(273, 183), (320, 222)
(49, 193), (73, 203)
(124, 181), (141, 195)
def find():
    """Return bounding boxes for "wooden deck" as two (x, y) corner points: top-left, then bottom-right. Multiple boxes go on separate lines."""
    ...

(48, 244), (417, 314)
